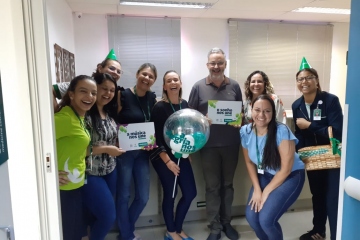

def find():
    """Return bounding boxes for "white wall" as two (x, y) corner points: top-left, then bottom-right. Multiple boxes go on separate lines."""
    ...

(329, 23), (349, 108)
(46, 0), (75, 83)
(73, 14), (109, 77)
(180, 18), (229, 99)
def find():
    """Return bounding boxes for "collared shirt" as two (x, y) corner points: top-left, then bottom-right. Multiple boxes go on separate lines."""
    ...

(188, 76), (243, 148)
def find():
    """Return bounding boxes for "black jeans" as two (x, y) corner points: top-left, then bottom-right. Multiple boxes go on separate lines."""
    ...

(200, 145), (239, 233)
(307, 168), (340, 240)
(60, 187), (84, 240)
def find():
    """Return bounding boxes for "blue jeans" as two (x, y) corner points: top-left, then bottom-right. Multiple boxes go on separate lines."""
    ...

(82, 170), (117, 240)
(116, 150), (150, 240)
(246, 170), (305, 240)
(152, 157), (197, 233)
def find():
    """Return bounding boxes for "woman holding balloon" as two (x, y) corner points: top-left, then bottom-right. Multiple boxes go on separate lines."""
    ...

(150, 70), (197, 240)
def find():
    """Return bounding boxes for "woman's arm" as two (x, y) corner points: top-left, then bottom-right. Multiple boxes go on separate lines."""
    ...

(88, 145), (125, 157)
(117, 89), (122, 113)
(309, 96), (343, 140)
(260, 139), (294, 209)
(242, 147), (262, 212)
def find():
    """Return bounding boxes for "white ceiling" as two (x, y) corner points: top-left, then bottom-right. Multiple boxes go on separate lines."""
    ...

(65, 0), (351, 23)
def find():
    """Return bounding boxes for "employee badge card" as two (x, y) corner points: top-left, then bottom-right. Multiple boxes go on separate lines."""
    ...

(118, 122), (157, 151)
(208, 100), (242, 125)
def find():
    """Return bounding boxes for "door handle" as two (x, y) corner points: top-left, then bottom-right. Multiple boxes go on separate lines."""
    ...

(0, 226), (12, 240)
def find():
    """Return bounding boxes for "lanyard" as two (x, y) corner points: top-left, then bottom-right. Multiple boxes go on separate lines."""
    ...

(168, 97), (181, 113)
(134, 85), (150, 122)
(70, 106), (90, 139)
(255, 128), (264, 170)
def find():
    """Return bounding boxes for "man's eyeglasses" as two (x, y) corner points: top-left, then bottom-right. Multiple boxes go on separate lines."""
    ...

(108, 66), (123, 75)
(207, 62), (225, 67)
(296, 75), (316, 83)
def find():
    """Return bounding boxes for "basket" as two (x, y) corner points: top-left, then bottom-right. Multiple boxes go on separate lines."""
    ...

(298, 126), (341, 171)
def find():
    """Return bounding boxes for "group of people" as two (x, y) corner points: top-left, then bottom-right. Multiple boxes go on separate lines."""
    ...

(53, 48), (342, 240)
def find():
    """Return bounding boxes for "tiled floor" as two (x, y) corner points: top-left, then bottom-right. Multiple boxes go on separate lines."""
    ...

(105, 209), (330, 240)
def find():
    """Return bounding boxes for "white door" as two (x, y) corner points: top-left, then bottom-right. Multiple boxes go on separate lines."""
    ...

(0, 0), (62, 239)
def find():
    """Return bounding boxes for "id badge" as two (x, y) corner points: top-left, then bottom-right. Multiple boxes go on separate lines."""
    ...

(257, 164), (264, 174)
(313, 109), (321, 121)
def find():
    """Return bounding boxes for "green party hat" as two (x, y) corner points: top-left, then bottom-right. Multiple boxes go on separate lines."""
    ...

(106, 49), (117, 60)
(299, 57), (311, 70)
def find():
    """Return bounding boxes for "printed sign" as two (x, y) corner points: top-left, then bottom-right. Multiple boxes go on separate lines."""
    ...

(118, 122), (157, 151)
(208, 100), (242, 125)
(0, 73), (9, 166)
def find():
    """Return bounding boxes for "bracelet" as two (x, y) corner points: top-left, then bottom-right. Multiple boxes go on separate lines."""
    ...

(165, 160), (170, 165)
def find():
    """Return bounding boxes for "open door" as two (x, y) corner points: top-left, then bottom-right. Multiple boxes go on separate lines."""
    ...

(0, 0), (62, 239)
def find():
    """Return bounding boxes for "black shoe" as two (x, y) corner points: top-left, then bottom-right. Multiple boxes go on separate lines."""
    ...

(206, 232), (221, 240)
(222, 223), (240, 240)
(299, 230), (326, 240)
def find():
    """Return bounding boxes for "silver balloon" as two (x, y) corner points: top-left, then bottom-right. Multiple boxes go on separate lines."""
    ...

(163, 109), (210, 158)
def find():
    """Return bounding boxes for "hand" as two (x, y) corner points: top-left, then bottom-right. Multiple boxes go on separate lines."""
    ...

(58, 171), (69, 186)
(205, 113), (212, 125)
(143, 145), (155, 151)
(106, 146), (126, 157)
(259, 190), (270, 211)
(248, 188), (262, 212)
(296, 118), (311, 129)
(167, 161), (180, 176)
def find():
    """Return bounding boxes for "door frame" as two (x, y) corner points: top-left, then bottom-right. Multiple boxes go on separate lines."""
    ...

(0, 0), (61, 239)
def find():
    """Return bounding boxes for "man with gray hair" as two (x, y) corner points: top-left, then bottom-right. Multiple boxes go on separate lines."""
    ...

(188, 48), (242, 240)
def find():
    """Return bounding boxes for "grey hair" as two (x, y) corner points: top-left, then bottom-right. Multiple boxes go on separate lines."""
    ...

(207, 47), (226, 59)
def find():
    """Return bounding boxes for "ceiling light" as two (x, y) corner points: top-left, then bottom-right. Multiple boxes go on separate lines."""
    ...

(292, 7), (350, 15)
(120, 0), (212, 9)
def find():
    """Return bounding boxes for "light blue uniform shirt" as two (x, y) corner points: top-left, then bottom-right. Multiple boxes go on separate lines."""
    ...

(240, 123), (304, 175)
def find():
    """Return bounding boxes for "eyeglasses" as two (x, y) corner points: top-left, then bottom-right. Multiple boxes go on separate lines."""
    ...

(207, 62), (225, 67)
(296, 75), (316, 82)
(108, 66), (123, 75)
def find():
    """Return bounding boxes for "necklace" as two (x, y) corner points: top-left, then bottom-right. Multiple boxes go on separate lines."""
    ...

(255, 127), (267, 170)
(167, 97), (181, 113)
(70, 106), (90, 138)
(133, 85), (150, 122)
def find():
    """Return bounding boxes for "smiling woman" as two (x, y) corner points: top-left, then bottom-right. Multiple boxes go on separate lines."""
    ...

(54, 75), (97, 240)
(115, 63), (158, 240)
(240, 94), (305, 240)
(243, 70), (286, 124)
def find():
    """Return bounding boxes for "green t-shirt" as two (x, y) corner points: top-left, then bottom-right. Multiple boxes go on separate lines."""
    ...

(55, 106), (90, 190)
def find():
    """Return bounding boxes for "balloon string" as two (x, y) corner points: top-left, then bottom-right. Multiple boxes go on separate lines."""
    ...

(172, 158), (181, 198)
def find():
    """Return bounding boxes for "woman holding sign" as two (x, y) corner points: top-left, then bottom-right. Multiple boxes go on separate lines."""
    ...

(243, 70), (286, 124)
(240, 94), (305, 240)
(116, 63), (157, 240)
(150, 70), (197, 240)
(81, 73), (125, 240)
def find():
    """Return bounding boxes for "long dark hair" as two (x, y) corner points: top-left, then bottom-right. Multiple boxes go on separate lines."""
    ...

(250, 94), (287, 170)
(58, 75), (94, 110)
(87, 73), (118, 134)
